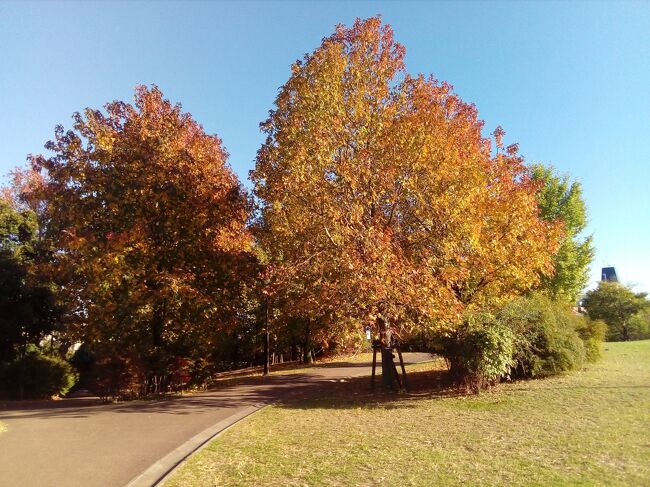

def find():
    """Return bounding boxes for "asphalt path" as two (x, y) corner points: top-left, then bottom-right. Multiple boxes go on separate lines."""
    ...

(0, 352), (431, 487)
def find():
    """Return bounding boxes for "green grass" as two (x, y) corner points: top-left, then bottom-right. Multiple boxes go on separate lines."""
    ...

(166, 341), (650, 486)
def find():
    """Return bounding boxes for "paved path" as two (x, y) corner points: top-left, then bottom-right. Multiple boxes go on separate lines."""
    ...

(0, 353), (430, 487)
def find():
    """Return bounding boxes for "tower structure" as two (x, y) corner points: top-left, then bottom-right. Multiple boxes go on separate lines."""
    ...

(601, 266), (618, 282)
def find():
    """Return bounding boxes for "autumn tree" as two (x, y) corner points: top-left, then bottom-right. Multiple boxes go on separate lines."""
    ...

(251, 17), (561, 386)
(27, 86), (253, 373)
(531, 164), (594, 303)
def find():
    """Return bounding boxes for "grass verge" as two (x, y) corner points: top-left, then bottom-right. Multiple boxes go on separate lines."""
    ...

(166, 341), (650, 486)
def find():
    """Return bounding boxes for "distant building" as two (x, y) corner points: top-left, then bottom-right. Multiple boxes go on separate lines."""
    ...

(601, 267), (618, 282)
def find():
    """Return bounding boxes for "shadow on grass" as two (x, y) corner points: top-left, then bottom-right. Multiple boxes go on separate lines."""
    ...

(275, 367), (469, 411)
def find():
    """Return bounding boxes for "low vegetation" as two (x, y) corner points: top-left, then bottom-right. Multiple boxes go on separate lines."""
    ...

(0, 349), (78, 399)
(421, 294), (604, 390)
(166, 340), (650, 487)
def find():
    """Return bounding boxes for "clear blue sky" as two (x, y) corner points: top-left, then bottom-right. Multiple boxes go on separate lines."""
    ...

(1, 1), (649, 293)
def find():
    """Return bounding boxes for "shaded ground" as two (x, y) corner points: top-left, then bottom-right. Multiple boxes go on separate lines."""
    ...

(0, 352), (431, 487)
(166, 341), (650, 487)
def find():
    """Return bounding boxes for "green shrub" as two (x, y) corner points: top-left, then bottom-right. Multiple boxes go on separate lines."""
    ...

(575, 318), (607, 361)
(436, 312), (515, 392)
(628, 309), (650, 341)
(498, 294), (587, 378)
(0, 351), (78, 399)
(425, 295), (603, 390)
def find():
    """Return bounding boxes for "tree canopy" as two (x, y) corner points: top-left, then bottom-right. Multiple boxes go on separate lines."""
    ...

(582, 281), (649, 341)
(251, 17), (562, 342)
(26, 86), (254, 368)
(531, 164), (594, 303)
(0, 198), (59, 362)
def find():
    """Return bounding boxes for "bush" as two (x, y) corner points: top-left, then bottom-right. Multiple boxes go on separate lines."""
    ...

(575, 318), (607, 361)
(628, 309), (650, 341)
(0, 351), (78, 399)
(425, 295), (604, 391)
(436, 312), (515, 392)
(498, 294), (587, 379)
(88, 353), (145, 400)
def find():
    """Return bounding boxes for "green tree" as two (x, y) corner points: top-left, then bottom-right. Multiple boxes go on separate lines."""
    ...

(582, 281), (649, 341)
(531, 164), (594, 303)
(0, 195), (38, 258)
(0, 198), (60, 362)
(628, 308), (650, 340)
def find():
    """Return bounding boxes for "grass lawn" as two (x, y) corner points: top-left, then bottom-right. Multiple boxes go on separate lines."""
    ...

(166, 341), (650, 486)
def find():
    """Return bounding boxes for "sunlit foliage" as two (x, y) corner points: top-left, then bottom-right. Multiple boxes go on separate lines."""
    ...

(252, 17), (561, 342)
(27, 86), (254, 368)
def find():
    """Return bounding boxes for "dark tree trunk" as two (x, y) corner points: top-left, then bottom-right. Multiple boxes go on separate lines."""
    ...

(377, 315), (399, 391)
(303, 319), (313, 364)
(151, 302), (164, 348)
(622, 323), (630, 341)
(18, 340), (26, 400)
(263, 299), (270, 375)
(231, 333), (239, 365)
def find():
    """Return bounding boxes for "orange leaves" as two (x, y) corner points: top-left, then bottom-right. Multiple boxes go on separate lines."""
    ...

(252, 17), (561, 336)
(28, 86), (253, 355)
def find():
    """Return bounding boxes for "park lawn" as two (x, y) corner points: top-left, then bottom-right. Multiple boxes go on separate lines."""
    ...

(166, 341), (650, 487)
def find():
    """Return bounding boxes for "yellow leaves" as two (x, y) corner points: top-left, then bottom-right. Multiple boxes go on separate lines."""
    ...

(253, 16), (561, 336)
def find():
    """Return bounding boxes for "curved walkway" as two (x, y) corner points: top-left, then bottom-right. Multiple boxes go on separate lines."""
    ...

(0, 353), (430, 487)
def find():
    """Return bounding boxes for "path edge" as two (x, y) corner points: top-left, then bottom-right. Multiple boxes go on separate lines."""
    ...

(125, 403), (267, 487)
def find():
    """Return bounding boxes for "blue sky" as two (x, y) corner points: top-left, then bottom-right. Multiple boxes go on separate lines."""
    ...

(1, 1), (648, 293)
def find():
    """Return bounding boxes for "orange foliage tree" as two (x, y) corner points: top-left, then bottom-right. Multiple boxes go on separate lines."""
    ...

(251, 18), (561, 370)
(27, 86), (254, 371)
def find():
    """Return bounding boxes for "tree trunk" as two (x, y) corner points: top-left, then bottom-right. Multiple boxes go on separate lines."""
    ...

(377, 315), (399, 391)
(147, 268), (166, 350)
(303, 319), (313, 364)
(231, 334), (239, 365)
(18, 340), (26, 400)
(151, 301), (164, 348)
(263, 300), (270, 376)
